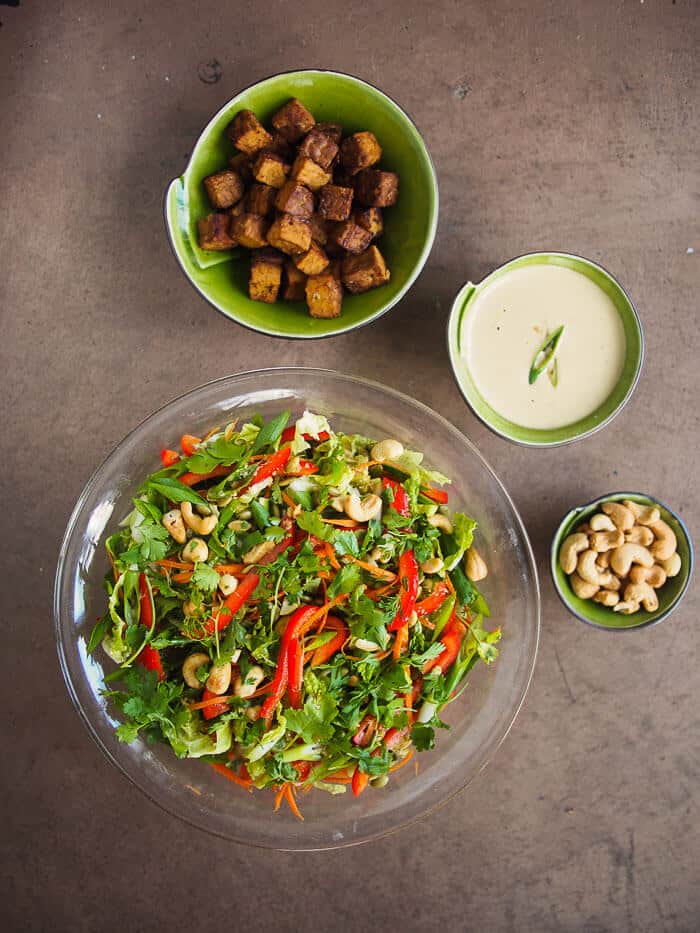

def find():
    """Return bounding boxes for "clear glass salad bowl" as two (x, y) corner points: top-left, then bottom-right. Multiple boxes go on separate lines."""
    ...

(54, 368), (540, 850)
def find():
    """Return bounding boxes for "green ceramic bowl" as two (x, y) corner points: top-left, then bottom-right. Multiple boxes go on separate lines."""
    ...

(164, 70), (438, 339)
(551, 492), (693, 631)
(446, 252), (644, 446)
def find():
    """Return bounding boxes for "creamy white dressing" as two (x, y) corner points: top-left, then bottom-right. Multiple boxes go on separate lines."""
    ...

(461, 264), (626, 430)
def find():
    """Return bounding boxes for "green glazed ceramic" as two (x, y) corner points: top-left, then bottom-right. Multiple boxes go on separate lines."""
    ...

(446, 252), (644, 446)
(164, 70), (438, 339)
(551, 492), (693, 631)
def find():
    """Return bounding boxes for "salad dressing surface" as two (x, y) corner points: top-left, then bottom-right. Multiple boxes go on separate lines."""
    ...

(461, 265), (626, 430)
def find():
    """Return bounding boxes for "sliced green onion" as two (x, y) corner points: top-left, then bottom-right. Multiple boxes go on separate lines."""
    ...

(528, 325), (565, 385)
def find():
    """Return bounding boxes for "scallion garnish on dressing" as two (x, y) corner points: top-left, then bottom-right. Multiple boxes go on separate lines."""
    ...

(528, 325), (565, 385)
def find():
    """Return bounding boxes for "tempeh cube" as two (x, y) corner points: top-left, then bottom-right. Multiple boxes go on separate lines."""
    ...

(271, 98), (316, 142)
(203, 170), (245, 209)
(294, 242), (330, 276)
(266, 213), (312, 255)
(291, 155), (332, 191)
(282, 260), (307, 301)
(353, 207), (383, 239)
(298, 128), (339, 170)
(308, 213), (329, 246)
(197, 213), (237, 251)
(315, 122), (343, 145)
(230, 213), (269, 249)
(249, 248), (284, 303)
(353, 169), (399, 207)
(227, 109), (273, 154)
(275, 181), (314, 218)
(339, 131), (382, 175)
(330, 220), (373, 254)
(318, 184), (353, 221)
(341, 246), (390, 293)
(306, 271), (343, 318)
(246, 183), (277, 217)
(252, 150), (290, 189)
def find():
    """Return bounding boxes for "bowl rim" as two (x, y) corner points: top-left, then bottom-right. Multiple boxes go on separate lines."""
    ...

(549, 490), (694, 632)
(54, 366), (540, 850)
(445, 250), (645, 448)
(163, 68), (440, 341)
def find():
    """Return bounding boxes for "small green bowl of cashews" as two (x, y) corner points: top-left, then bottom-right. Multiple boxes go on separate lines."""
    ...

(551, 492), (693, 631)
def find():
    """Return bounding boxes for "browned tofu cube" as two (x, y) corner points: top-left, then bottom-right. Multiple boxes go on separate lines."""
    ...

(230, 213), (269, 249)
(298, 128), (339, 170)
(315, 122), (343, 145)
(228, 201), (246, 218)
(354, 169), (399, 207)
(318, 184), (353, 221)
(271, 98), (316, 142)
(340, 131), (382, 176)
(308, 213), (329, 246)
(306, 271), (343, 318)
(282, 260), (307, 301)
(246, 183), (277, 217)
(249, 248), (284, 303)
(331, 220), (373, 254)
(229, 152), (254, 185)
(353, 207), (384, 239)
(275, 181), (314, 218)
(341, 246), (390, 294)
(291, 155), (332, 191)
(294, 242), (329, 276)
(197, 213), (237, 251)
(266, 213), (312, 255)
(268, 131), (295, 160)
(252, 151), (290, 189)
(227, 109), (273, 154)
(203, 170), (245, 209)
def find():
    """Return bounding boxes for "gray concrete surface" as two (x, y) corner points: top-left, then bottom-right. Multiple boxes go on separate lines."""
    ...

(1, 1), (698, 930)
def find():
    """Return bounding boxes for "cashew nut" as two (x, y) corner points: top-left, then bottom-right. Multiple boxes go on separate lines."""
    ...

(623, 500), (660, 526)
(234, 665), (264, 698)
(614, 600), (640, 615)
(570, 572), (599, 599)
(245, 705), (261, 721)
(589, 530), (624, 553)
(625, 525), (654, 547)
(596, 551), (611, 570)
(330, 496), (346, 513)
(465, 547), (488, 582)
(182, 537), (209, 563)
(659, 553), (682, 577)
(343, 493), (382, 523)
(577, 550), (620, 588)
(593, 590), (620, 607)
(181, 501), (217, 536)
(206, 662), (232, 695)
(427, 513), (453, 534)
(218, 573), (239, 596)
(162, 508), (187, 544)
(421, 557), (444, 575)
(648, 519), (677, 561)
(371, 438), (404, 462)
(183, 599), (197, 616)
(629, 565), (667, 588)
(242, 539), (278, 565)
(182, 652), (210, 689)
(624, 581), (659, 612)
(589, 513), (616, 532)
(609, 543), (654, 577)
(227, 519), (251, 532)
(601, 501), (635, 531)
(559, 533), (589, 574)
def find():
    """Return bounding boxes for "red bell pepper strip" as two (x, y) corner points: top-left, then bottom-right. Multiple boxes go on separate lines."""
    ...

(292, 760), (312, 782)
(136, 573), (164, 680)
(286, 637), (304, 709)
(243, 446), (291, 490)
(387, 550), (419, 632)
(204, 572), (260, 634)
(310, 616), (348, 666)
(414, 582), (451, 618)
(352, 765), (370, 797)
(382, 476), (410, 518)
(260, 605), (318, 724)
(352, 714), (377, 747)
(281, 428), (331, 444)
(423, 615), (467, 675)
(179, 465), (231, 487)
(421, 486), (449, 505)
(201, 688), (230, 720)
(180, 434), (201, 456)
(383, 725), (410, 750)
(160, 448), (180, 467)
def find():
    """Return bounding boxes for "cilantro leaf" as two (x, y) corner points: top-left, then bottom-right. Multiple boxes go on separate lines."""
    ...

(191, 563), (220, 594)
(328, 562), (361, 598)
(295, 509), (334, 541)
(333, 530), (360, 558)
(411, 722), (436, 751)
(285, 674), (337, 743)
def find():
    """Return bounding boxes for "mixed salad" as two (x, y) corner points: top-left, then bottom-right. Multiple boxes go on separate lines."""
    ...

(90, 410), (501, 818)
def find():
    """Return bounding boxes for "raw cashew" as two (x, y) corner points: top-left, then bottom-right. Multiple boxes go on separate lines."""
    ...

(330, 496), (346, 513)
(624, 581), (659, 612)
(428, 513), (453, 534)
(589, 513), (616, 532)
(559, 533), (589, 574)
(421, 557), (444, 574)
(577, 550), (620, 588)
(234, 665), (264, 699)
(648, 519), (677, 561)
(465, 547), (488, 582)
(625, 526), (654, 547)
(181, 501), (217, 536)
(629, 565), (667, 588)
(609, 543), (654, 577)
(371, 438), (404, 462)
(570, 572), (599, 599)
(593, 590), (620, 607)
(243, 539), (278, 565)
(596, 551), (611, 570)
(344, 493), (382, 523)
(206, 662), (232, 695)
(162, 509), (187, 544)
(589, 530), (624, 553)
(659, 553), (682, 577)
(623, 500), (660, 526)
(614, 600), (640, 615)
(218, 573), (239, 597)
(182, 537), (209, 563)
(601, 501), (635, 531)
(182, 652), (210, 689)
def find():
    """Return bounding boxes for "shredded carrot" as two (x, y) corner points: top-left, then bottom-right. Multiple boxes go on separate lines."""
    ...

(350, 558), (396, 581)
(282, 491), (297, 509)
(284, 783), (304, 821)
(172, 571), (193, 584)
(389, 749), (414, 773)
(274, 786), (285, 812)
(247, 681), (273, 698)
(188, 694), (234, 711)
(213, 563), (245, 574)
(210, 762), (253, 792)
(323, 774), (353, 784)
(320, 518), (362, 528)
(354, 459), (383, 471)
(392, 626), (409, 660)
(444, 573), (455, 595)
(324, 541), (341, 571)
(154, 559), (194, 570)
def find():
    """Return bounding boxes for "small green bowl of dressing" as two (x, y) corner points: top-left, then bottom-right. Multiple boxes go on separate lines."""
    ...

(446, 252), (644, 447)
